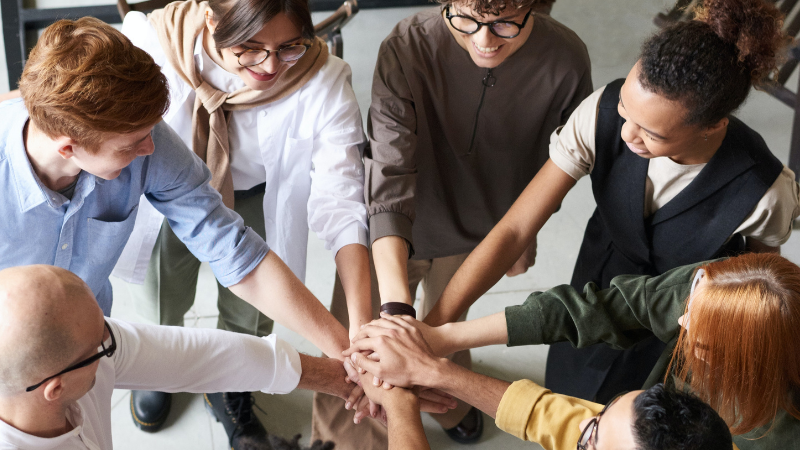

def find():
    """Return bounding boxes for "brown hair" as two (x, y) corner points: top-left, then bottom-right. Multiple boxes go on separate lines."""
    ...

(208, 0), (315, 49)
(668, 253), (800, 435)
(19, 17), (169, 151)
(436, 0), (549, 16)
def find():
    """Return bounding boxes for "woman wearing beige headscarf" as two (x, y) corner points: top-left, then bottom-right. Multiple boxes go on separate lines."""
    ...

(117, 0), (371, 446)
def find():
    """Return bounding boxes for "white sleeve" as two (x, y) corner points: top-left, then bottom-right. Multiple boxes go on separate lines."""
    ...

(548, 86), (606, 181)
(108, 318), (301, 395)
(306, 59), (369, 257)
(121, 12), (167, 68)
(733, 166), (800, 247)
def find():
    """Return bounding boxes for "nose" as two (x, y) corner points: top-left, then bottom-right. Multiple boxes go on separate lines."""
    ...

(138, 136), (155, 156)
(259, 52), (281, 75)
(472, 25), (496, 47)
(619, 118), (642, 144)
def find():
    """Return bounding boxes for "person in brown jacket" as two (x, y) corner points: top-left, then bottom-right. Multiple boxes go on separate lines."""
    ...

(313, 0), (591, 448)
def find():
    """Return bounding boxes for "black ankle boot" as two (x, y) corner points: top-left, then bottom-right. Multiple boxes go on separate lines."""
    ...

(443, 406), (484, 444)
(204, 392), (270, 450)
(130, 390), (171, 432)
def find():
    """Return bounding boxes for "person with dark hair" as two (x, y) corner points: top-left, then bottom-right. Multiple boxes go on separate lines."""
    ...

(118, 0), (372, 442)
(344, 314), (735, 450)
(0, 265), (350, 450)
(316, 0), (591, 446)
(425, 0), (800, 405)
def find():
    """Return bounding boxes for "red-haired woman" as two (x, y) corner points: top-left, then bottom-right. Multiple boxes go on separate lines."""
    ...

(382, 252), (800, 448)
(425, 0), (800, 404)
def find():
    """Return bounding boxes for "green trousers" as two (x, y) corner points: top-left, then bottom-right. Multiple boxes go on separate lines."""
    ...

(128, 192), (274, 337)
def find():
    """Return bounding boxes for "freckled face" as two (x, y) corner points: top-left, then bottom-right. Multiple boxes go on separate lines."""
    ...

(68, 126), (155, 180)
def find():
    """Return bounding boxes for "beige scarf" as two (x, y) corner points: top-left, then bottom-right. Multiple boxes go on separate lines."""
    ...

(149, 0), (328, 208)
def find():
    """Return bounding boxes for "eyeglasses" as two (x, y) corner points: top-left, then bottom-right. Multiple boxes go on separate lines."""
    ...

(26, 321), (116, 392)
(232, 44), (310, 67)
(577, 391), (628, 450)
(445, 6), (533, 39)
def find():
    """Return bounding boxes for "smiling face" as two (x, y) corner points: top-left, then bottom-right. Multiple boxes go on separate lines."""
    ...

(206, 10), (304, 91)
(577, 391), (640, 450)
(618, 62), (725, 165)
(446, 2), (534, 68)
(66, 126), (155, 180)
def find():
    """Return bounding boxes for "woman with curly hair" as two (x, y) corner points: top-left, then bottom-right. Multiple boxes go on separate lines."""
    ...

(427, 0), (800, 405)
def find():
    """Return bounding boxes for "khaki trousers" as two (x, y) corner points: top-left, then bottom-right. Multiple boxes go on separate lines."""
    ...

(126, 192), (274, 337)
(312, 252), (472, 450)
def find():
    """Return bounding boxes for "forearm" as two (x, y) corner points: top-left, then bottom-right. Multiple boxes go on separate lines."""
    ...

(430, 359), (510, 419)
(426, 160), (576, 326)
(384, 391), (430, 450)
(229, 251), (349, 359)
(435, 312), (508, 356)
(335, 244), (374, 334)
(296, 354), (352, 399)
(371, 236), (413, 305)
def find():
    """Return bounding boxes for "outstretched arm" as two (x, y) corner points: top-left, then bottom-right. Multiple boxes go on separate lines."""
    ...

(230, 251), (350, 359)
(425, 160), (576, 326)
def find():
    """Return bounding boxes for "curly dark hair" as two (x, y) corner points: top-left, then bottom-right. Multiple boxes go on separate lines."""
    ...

(632, 384), (732, 450)
(435, 0), (553, 16)
(638, 0), (788, 127)
(270, 434), (335, 450)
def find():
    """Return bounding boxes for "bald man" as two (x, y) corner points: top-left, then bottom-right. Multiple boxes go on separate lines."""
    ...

(0, 265), (351, 449)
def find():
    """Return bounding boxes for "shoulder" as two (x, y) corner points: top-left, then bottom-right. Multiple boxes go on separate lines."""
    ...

(523, 14), (590, 71)
(727, 117), (783, 183)
(379, 8), (448, 55)
(0, 99), (26, 157)
(122, 12), (167, 67)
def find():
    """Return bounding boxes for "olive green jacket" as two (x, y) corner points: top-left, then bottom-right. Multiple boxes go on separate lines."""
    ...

(504, 260), (798, 449)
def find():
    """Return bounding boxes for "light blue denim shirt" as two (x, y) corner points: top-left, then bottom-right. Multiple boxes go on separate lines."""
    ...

(0, 99), (268, 315)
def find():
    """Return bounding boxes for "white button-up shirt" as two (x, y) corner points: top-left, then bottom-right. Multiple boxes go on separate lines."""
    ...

(0, 318), (301, 449)
(115, 13), (368, 283)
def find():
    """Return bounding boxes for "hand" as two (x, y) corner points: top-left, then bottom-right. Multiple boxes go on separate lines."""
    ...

(506, 236), (537, 277)
(343, 314), (446, 388)
(351, 315), (453, 358)
(358, 374), (456, 424)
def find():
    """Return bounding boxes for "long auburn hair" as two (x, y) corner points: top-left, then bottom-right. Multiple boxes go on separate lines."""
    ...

(667, 253), (800, 435)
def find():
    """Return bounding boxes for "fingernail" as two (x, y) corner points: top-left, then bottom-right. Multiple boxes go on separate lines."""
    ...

(345, 402), (352, 410)
(361, 324), (366, 328)
(373, 377), (380, 386)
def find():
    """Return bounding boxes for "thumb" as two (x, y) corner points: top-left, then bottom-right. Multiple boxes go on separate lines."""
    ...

(351, 352), (381, 375)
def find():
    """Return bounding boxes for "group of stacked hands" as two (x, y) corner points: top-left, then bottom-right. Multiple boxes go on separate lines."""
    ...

(1, 0), (800, 449)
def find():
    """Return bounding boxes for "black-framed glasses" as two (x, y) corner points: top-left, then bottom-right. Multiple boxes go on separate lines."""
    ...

(232, 44), (310, 68)
(577, 391), (628, 450)
(445, 6), (533, 39)
(26, 321), (116, 392)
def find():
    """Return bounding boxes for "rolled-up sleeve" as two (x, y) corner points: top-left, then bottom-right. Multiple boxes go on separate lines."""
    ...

(110, 318), (301, 394)
(307, 61), (369, 258)
(143, 122), (269, 287)
(365, 37), (418, 249)
(496, 379), (602, 449)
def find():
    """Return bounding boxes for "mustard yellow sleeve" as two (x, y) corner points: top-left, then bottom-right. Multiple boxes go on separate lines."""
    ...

(496, 379), (604, 450)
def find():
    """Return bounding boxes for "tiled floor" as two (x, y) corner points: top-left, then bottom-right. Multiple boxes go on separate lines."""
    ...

(3, 0), (800, 448)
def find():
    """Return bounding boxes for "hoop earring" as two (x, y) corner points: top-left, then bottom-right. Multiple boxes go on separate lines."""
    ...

(704, 134), (708, 141)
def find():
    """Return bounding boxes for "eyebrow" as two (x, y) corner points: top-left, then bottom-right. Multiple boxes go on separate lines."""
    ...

(455, 6), (521, 21)
(618, 90), (668, 140)
(244, 36), (303, 47)
(121, 134), (150, 151)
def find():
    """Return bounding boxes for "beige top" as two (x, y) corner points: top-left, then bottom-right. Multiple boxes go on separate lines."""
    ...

(549, 86), (800, 247)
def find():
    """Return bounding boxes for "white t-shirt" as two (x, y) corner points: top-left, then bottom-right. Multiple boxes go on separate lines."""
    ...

(549, 86), (800, 247)
(0, 318), (301, 449)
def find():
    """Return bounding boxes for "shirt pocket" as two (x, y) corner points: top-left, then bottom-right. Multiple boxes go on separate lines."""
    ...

(281, 134), (314, 188)
(86, 204), (139, 267)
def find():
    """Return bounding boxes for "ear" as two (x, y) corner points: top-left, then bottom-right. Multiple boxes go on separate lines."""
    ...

(205, 8), (216, 34)
(42, 378), (64, 402)
(55, 136), (79, 160)
(704, 117), (729, 137)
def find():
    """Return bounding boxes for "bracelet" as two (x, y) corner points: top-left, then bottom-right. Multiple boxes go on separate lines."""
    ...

(380, 302), (417, 317)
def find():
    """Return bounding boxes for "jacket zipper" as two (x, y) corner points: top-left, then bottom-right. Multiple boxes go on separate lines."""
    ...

(467, 68), (496, 155)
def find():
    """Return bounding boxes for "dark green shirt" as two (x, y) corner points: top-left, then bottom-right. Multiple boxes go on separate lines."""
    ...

(504, 260), (798, 449)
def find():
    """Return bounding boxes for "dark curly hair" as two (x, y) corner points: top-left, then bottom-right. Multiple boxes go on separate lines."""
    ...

(270, 433), (334, 450)
(632, 384), (732, 450)
(435, 0), (553, 16)
(638, 0), (788, 127)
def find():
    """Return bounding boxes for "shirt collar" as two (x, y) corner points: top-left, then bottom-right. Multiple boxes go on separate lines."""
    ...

(0, 403), (84, 450)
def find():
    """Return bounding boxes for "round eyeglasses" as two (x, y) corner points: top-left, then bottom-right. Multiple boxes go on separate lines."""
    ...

(577, 391), (628, 450)
(445, 6), (533, 39)
(232, 44), (310, 68)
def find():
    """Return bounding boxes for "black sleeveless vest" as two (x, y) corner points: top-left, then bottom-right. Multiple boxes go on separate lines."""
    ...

(570, 79), (784, 289)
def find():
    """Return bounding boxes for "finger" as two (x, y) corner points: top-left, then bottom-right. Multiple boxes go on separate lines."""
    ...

(351, 352), (382, 375)
(420, 387), (454, 401)
(369, 399), (379, 418)
(345, 384), (364, 410)
(343, 358), (360, 382)
(419, 398), (450, 414)
(351, 319), (407, 342)
(381, 381), (394, 390)
(419, 389), (457, 409)
(345, 338), (385, 357)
